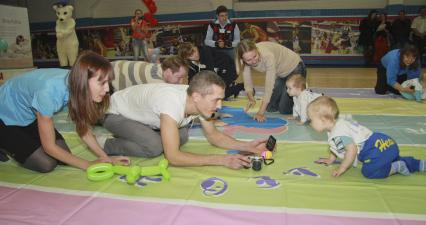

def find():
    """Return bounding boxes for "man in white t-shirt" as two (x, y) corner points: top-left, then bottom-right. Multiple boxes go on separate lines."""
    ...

(101, 70), (268, 169)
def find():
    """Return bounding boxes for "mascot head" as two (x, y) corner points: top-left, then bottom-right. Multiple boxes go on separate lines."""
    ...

(53, 4), (74, 22)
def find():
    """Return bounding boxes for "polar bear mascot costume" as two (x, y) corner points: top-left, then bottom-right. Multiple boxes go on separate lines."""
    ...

(53, 4), (79, 66)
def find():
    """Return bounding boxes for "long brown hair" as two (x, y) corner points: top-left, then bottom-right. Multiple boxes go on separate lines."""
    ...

(235, 39), (258, 75)
(68, 51), (114, 136)
(399, 44), (419, 70)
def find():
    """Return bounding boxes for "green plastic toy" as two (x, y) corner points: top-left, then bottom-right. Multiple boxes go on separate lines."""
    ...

(87, 159), (170, 184)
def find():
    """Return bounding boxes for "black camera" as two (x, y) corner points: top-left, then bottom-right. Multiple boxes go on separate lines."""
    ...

(247, 154), (275, 171)
(249, 156), (263, 171)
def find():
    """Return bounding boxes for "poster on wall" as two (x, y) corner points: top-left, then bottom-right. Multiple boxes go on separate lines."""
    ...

(275, 21), (312, 54)
(310, 20), (360, 55)
(32, 23), (206, 62)
(0, 4), (33, 69)
(240, 20), (361, 55)
(238, 21), (313, 54)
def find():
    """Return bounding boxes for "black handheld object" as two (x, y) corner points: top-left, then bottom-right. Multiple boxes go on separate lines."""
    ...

(250, 156), (263, 171)
(247, 155), (275, 171)
(266, 135), (276, 151)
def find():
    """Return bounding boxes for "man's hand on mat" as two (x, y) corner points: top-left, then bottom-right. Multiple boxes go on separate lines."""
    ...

(245, 99), (256, 112)
(247, 138), (269, 154)
(223, 154), (251, 169)
(253, 113), (266, 122)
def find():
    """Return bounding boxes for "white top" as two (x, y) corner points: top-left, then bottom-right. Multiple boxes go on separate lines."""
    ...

(411, 16), (426, 33)
(242, 42), (301, 104)
(327, 118), (373, 167)
(293, 90), (322, 123)
(108, 83), (198, 129)
(401, 78), (426, 99)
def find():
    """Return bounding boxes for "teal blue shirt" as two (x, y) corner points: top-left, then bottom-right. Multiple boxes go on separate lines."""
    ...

(0, 68), (70, 126)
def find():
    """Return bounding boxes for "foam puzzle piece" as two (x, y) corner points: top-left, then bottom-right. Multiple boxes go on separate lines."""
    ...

(219, 106), (288, 128)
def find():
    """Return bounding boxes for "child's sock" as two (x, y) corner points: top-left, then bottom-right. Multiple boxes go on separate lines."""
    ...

(389, 161), (410, 176)
(420, 160), (426, 172)
(415, 90), (422, 102)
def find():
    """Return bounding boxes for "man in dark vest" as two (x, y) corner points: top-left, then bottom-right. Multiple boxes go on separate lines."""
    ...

(204, 5), (240, 60)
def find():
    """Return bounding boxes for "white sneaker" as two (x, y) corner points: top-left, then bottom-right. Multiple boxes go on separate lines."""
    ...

(96, 135), (108, 148)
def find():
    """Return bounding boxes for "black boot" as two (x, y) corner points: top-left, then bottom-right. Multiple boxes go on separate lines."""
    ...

(0, 149), (9, 162)
(233, 83), (245, 98)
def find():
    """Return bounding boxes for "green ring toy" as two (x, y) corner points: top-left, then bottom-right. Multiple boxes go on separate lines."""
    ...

(87, 163), (114, 181)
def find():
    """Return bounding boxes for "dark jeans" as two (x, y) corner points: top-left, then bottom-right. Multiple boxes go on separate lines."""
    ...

(362, 44), (374, 65)
(266, 61), (307, 114)
(214, 48), (235, 62)
(375, 63), (407, 95)
(0, 119), (66, 163)
(412, 35), (425, 63)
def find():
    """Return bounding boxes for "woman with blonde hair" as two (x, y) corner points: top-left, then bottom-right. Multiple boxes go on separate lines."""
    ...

(0, 51), (129, 172)
(236, 39), (306, 122)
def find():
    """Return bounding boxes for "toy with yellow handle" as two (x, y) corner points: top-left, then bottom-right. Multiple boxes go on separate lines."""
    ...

(261, 150), (273, 160)
(261, 150), (274, 166)
(87, 159), (170, 184)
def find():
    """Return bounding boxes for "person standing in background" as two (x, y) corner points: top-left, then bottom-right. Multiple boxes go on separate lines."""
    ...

(391, 10), (411, 49)
(204, 5), (240, 60)
(358, 10), (379, 65)
(131, 9), (150, 61)
(411, 6), (426, 62)
(373, 12), (392, 65)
